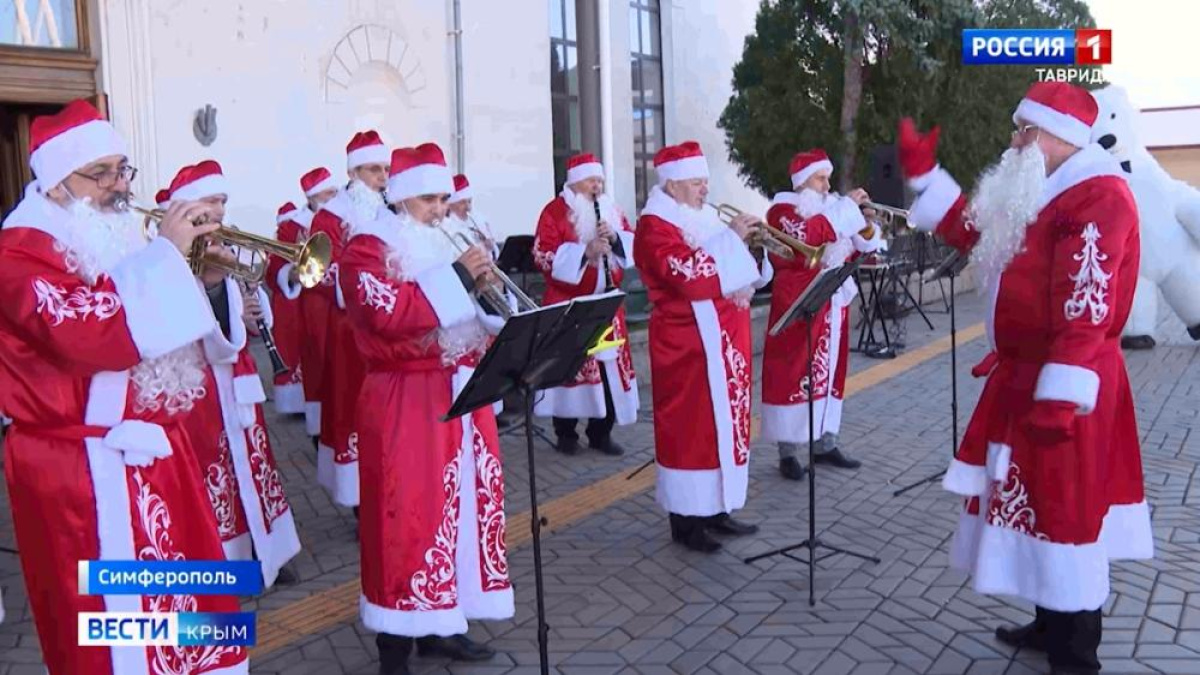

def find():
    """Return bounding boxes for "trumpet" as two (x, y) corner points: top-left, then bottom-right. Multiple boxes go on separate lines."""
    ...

(117, 198), (333, 289)
(434, 221), (538, 320)
(862, 201), (913, 231)
(708, 202), (826, 269)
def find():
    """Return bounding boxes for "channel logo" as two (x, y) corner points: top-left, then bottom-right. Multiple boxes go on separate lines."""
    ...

(78, 612), (256, 647)
(963, 29), (1112, 66)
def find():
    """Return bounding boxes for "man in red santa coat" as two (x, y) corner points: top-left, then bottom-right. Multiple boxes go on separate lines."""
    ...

(339, 143), (512, 674)
(168, 160), (302, 588)
(293, 167), (339, 439)
(532, 153), (639, 456)
(446, 173), (501, 260)
(313, 133), (390, 514)
(633, 141), (773, 553)
(0, 99), (249, 674)
(760, 150), (886, 480)
(263, 202), (306, 416)
(899, 81), (1153, 674)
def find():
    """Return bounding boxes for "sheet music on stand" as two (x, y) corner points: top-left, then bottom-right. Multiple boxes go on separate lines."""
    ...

(770, 258), (864, 337)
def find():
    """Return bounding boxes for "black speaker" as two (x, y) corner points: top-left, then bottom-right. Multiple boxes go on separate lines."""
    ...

(867, 144), (906, 208)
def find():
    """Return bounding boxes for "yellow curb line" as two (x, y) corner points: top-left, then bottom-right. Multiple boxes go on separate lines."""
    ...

(249, 321), (986, 658)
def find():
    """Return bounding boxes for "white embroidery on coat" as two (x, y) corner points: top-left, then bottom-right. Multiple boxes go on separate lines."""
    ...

(248, 423), (289, 529)
(358, 271), (397, 315)
(1063, 223), (1112, 326)
(532, 239), (556, 273)
(722, 330), (752, 465)
(32, 278), (121, 326)
(401, 453), (460, 611)
(667, 252), (718, 281)
(474, 427), (510, 591)
(134, 470), (243, 674)
(791, 329), (833, 403)
(337, 431), (359, 464)
(206, 432), (239, 539)
(987, 464), (1049, 540)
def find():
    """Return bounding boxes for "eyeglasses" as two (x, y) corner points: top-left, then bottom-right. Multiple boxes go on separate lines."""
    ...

(73, 165), (138, 189)
(1011, 124), (1040, 140)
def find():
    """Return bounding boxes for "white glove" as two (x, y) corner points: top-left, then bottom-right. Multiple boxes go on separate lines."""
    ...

(105, 421), (173, 468)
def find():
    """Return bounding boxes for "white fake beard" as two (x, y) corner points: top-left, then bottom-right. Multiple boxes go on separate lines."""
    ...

(795, 188), (830, 219)
(55, 198), (208, 416)
(966, 144), (1047, 294)
(562, 188), (622, 244)
(56, 197), (146, 285)
(347, 179), (385, 224)
(386, 212), (489, 366)
(676, 198), (754, 308)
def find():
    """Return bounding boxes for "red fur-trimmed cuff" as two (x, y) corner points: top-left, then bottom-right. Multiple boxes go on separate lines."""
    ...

(1034, 362), (1099, 414)
(909, 167), (962, 232)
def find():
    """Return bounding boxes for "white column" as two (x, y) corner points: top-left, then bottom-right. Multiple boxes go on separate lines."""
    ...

(97, 0), (159, 199)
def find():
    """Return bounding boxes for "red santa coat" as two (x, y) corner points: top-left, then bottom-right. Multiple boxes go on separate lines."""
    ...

(633, 187), (773, 516)
(264, 210), (309, 415)
(339, 215), (514, 636)
(760, 193), (884, 443)
(0, 191), (248, 675)
(311, 191), (379, 507)
(180, 279), (301, 587)
(531, 193), (639, 423)
(911, 143), (1154, 612)
(297, 205), (332, 435)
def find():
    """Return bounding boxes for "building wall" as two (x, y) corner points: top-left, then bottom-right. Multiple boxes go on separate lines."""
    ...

(96, 0), (765, 239)
(1151, 147), (1200, 189)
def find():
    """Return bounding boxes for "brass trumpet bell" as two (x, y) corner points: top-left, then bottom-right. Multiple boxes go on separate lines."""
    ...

(118, 198), (333, 289)
(709, 202), (826, 268)
(862, 201), (913, 230)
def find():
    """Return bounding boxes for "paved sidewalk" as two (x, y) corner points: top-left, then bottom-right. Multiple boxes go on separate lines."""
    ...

(2, 287), (1199, 674)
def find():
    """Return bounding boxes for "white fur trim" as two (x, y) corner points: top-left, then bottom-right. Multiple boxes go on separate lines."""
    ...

(760, 399), (844, 445)
(656, 156), (710, 185)
(276, 263), (302, 301)
(533, 360), (639, 425)
(791, 160), (833, 190)
(614, 229), (635, 268)
(171, 174), (231, 202)
(234, 374), (266, 406)
(347, 144), (390, 170)
(942, 458), (990, 497)
(700, 228), (760, 297)
(1039, 144), (1124, 212)
(31, 119), (128, 191)
(1034, 363), (1100, 414)
(315, 440), (360, 507)
(907, 165), (940, 192)
(386, 164), (455, 203)
(221, 532), (253, 561)
(333, 262), (346, 310)
(448, 185), (473, 204)
(416, 263), (476, 328)
(655, 465), (726, 516)
(986, 442), (1013, 483)
(305, 401), (321, 436)
(273, 382), (305, 415)
(567, 162), (604, 185)
(360, 596), (469, 637)
(201, 277), (248, 365)
(909, 167), (962, 232)
(276, 211), (294, 225)
(304, 174), (340, 197)
(822, 196), (869, 238)
(1015, 98), (1092, 148)
(84, 370), (150, 675)
(691, 300), (747, 513)
(950, 500), (1153, 612)
(108, 238), (215, 359)
(551, 242), (588, 285)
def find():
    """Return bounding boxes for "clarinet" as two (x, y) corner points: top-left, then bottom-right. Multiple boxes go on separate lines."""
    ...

(594, 196), (616, 292)
(243, 281), (290, 377)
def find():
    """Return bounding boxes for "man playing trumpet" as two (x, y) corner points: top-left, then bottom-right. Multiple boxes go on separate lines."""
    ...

(760, 150), (886, 480)
(633, 141), (772, 553)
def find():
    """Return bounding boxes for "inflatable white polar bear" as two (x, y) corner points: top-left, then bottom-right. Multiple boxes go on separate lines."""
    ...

(1089, 85), (1200, 348)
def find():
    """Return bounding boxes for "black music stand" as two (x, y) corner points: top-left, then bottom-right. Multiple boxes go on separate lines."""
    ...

(743, 258), (879, 606)
(891, 250), (970, 497)
(444, 290), (625, 675)
(493, 235), (556, 444)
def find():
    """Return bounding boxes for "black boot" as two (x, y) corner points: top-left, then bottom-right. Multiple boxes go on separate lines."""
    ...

(1189, 324), (1200, 341)
(415, 634), (496, 661)
(779, 457), (807, 481)
(813, 447), (862, 470)
(669, 513), (688, 543)
(1044, 607), (1101, 674)
(1121, 334), (1156, 350)
(707, 512), (759, 536)
(274, 565), (299, 586)
(669, 514), (721, 553)
(353, 506), (360, 521)
(995, 606), (1049, 652)
(588, 437), (626, 456)
(376, 634), (412, 675)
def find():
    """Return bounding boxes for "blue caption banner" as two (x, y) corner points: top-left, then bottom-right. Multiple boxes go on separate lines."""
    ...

(78, 611), (257, 646)
(177, 612), (256, 647)
(962, 29), (1076, 65)
(79, 560), (263, 596)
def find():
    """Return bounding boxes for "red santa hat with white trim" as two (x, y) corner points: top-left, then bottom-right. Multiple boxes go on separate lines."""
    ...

(448, 174), (473, 204)
(346, 130), (390, 171)
(155, 189), (172, 209)
(565, 153), (604, 185)
(653, 141), (709, 186)
(789, 149), (833, 189)
(1012, 81), (1098, 148)
(277, 202), (298, 224)
(169, 160), (230, 201)
(386, 143), (454, 203)
(300, 167), (339, 197)
(28, 99), (128, 190)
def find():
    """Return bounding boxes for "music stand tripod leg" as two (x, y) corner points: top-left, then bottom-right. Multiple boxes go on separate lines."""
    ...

(743, 311), (880, 606)
(522, 384), (552, 675)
